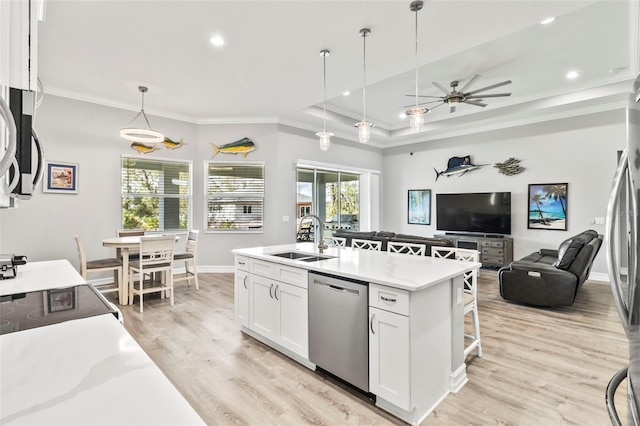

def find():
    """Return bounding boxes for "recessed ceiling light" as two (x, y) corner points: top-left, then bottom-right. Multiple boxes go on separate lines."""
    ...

(541, 17), (555, 25)
(566, 70), (580, 80)
(209, 36), (225, 46)
(343, 91), (350, 96)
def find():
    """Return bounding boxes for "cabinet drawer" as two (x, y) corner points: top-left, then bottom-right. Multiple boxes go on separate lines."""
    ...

(369, 284), (409, 316)
(250, 258), (276, 277)
(482, 247), (504, 256)
(482, 255), (504, 264)
(275, 264), (308, 289)
(235, 255), (249, 271)
(249, 258), (308, 289)
(481, 240), (504, 248)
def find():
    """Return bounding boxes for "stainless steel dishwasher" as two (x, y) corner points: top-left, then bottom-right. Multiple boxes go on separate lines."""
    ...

(308, 271), (369, 392)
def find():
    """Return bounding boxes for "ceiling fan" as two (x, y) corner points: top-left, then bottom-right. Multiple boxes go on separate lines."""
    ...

(405, 75), (512, 113)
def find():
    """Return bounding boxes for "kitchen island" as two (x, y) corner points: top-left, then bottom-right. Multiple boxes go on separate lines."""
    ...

(233, 242), (481, 425)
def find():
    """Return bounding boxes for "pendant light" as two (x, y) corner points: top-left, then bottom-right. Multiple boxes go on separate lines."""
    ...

(354, 28), (374, 144)
(316, 50), (333, 151)
(120, 86), (164, 143)
(406, 1), (428, 133)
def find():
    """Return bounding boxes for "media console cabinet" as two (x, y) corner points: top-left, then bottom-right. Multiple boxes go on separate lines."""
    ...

(437, 234), (513, 269)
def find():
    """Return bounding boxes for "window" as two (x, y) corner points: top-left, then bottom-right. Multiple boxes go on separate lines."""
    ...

(206, 162), (264, 232)
(121, 156), (192, 231)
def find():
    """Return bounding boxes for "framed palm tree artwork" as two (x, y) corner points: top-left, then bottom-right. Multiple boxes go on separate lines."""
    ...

(528, 183), (568, 230)
(408, 189), (431, 225)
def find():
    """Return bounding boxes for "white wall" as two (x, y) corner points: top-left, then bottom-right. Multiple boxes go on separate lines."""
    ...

(381, 109), (627, 277)
(0, 95), (384, 271)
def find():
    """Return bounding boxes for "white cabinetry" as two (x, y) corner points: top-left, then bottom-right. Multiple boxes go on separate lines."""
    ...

(369, 282), (459, 425)
(0, 0), (43, 91)
(234, 256), (250, 327)
(233, 256), (309, 362)
(369, 306), (411, 410)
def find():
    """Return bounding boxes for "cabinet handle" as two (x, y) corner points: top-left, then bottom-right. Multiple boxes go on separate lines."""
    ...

(243, 275), (247, 289)
(380, 295), (397, 303)
(370, 313), (376, 334)
(274, 285), (279, 301)
(238, 260), (245, 266)
(269, 283), (274, 299)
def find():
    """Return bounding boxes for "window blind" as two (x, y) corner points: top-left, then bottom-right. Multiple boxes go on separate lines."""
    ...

(206, 162), (264, 231)
(121, 157), (192, 231)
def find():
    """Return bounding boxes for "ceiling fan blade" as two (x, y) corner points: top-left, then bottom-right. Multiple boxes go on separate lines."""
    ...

(464, 100), (488, 107)
(402, 100), (440, 108)
(404, 94), (442, 98)
(458, 74), (480, 93)
(466, 93), (511, 98)
(432, 81), (451, 95)
(429, 102), (447, 110)
(450, 105), (456, 114)
(465, 80), (512, 96)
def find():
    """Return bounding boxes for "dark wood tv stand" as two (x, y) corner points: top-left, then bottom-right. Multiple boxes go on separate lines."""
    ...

(437, 233), (513, 269)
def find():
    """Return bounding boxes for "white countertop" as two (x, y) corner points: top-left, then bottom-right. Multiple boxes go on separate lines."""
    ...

(0, 260), (204, 425)
(233, 243), (481, 291)
(0, 259), (86, 296)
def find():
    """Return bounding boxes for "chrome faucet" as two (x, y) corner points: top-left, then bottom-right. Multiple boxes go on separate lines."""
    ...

(300, 214), (328, 253)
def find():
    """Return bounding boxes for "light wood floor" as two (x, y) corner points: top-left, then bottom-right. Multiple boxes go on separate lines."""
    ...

(114, 271), (629, 425)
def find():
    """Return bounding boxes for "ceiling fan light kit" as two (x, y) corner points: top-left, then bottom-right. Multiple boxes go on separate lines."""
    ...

(355, 28), (374, 144)
(316, 49), (333, 151)
(120, 86), (164, 143)
(407, 0), (428, 133)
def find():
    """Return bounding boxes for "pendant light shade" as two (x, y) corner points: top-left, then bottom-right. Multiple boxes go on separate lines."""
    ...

(315, 50), (333, 152)
(406, 1), (428, 133)
(355, 28), (374, 144)
(120, 86), (164, 143)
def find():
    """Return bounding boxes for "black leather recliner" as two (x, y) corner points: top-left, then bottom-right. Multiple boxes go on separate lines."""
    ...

(498, 230), (603, 307)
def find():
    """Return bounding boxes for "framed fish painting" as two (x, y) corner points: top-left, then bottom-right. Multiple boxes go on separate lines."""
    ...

(408, 189), (431, 225)
(43, 161), (78, 194)
(527, 183), (568, 230)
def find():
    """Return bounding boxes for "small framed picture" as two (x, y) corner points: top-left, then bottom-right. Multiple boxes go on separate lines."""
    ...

(528, 183), (568, 230)
(47, 288), (76, 313)
(408, 189), (431, 225)
(44, 162), (78, 194)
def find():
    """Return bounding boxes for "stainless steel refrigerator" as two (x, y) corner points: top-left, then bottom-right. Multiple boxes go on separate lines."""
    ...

(606, 72), (640, 426)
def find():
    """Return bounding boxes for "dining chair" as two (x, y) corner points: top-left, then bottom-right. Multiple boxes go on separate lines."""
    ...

(351, 238), (382, 251)
(129, 235), (176, 313)
(173, 230), (199, 290)
(432, 246), (482, 358)
(74, 235), (123, 301)
(331, 236), (347, 247)
(387, 241), (425, 256)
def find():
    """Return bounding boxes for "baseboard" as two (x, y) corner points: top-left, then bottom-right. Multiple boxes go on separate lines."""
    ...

(587, 271), (610, 283)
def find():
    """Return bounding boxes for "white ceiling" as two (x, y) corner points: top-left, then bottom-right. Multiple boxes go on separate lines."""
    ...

(38, 0), (639, 148)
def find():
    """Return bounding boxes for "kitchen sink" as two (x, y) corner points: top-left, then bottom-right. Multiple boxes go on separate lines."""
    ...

(269, 251), (336, 262)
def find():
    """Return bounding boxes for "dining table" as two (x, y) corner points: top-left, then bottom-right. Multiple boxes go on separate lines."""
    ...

(102, 235), (180, 305)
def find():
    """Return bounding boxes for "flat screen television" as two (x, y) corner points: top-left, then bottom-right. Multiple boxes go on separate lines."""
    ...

(436, 192), (512, 235)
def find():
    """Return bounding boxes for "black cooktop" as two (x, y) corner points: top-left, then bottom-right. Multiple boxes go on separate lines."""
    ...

(0, 284), (117, 335)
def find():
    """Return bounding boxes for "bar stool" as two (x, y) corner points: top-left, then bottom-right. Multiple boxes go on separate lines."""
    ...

(432, 246), (482, 358)
(74, 235), (123, 301)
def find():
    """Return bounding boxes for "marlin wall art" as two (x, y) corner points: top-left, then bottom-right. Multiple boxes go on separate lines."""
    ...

(211, 137), (256, 158)
(434, 155), (485, 181)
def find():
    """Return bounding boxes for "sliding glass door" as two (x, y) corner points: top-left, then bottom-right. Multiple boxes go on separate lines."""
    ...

(296, 167), (360, 242)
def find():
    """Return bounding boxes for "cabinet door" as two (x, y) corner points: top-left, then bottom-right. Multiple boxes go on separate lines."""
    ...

(369, 307), (411, 411)
(249, 275), (277, 339)
(275, 282), (308, 358)
(234, 270), (250, 327)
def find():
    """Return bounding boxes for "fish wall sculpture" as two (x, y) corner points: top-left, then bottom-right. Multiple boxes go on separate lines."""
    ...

(130, 142), (159, 154)
(434, 155), (485, 181)
(162, 137), (186, 150)
(211, 137), (256, 158)
(494, 157), (525, 175)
